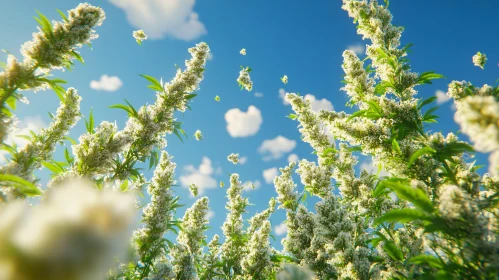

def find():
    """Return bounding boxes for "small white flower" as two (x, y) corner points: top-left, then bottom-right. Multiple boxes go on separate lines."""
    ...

(133, 30), (148, 45)
(194, 130), (203, 141)
(227, 153), (239, 164)
(240, 48), (247, 56)
(281, 75), (288, 85)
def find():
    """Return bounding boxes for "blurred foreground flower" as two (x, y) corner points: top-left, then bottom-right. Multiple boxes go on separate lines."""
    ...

(0, 179), (136, 280)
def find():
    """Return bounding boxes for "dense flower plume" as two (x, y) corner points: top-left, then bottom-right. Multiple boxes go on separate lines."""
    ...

(0, 1), (498, 279)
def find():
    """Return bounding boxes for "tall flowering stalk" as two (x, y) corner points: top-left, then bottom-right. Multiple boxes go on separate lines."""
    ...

(0, 88), (81, 200)
(0, 3), (104, 143)
(53, 42), (210, 186)
(171, 196), (210, 279)
(132, 151), (179, 276)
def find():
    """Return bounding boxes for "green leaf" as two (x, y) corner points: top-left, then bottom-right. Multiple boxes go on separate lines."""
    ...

(392, 138), (402, 155)
(6, 96), (16, 110)
(383, 240), (404, 261)
(56, 9), (69, 22)
(109, 103), (133, 116)
(34, 10), (53, 38)
(418, 96), (438, 110)
(63, 136), (77, 145)
(287, 114), (298, 120)
(408, 146), (436, 167)
(379, 179), (434, 213)
(42, 161), (65, 174)
(416, 71), (445, 85)
(71, 50), (84, 64)
(140, 74), (163, 91)
(84, 109), (94, 134)
(0, 174), (42, 196)
(375, 209), (432, 225)
(408, 255), (444, 269)
(184, 93), (197, 100)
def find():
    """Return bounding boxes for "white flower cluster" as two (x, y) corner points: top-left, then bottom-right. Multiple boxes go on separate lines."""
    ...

(0, 179), (135, 280)
(472, 51), (487, 69)
(341, 50), (375, 105)
(296, 159), (332, 198)
(1, 88), (81, 199)
(241, 221), (272, 279)
(133, 151), (176, 261)
(227, 153), (239, 164)
(56, 42), (209, 183)
(220, 174), (249, 275)
(194, 129), (203, 141)
(172, 196), (210, 279)
(0, 3), (104, 143)
(21, 3), (105, 71)
(237, 66), (253, 91)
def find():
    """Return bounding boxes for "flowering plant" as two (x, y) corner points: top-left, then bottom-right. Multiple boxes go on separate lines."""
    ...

(0, 1), (498, 280)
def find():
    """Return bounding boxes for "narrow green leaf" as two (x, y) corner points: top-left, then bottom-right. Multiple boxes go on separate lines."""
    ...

(383, 240), (404, 261)
(375, 209), (432, 225)
(379, 179), (434, 213)
(408, 146), (435, 167)
(408, 255), (444, 269)
(56, 9), (69, 22)
(0, 174), (42, 196)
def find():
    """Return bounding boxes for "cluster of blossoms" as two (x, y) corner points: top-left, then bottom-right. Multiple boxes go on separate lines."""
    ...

(227, 152), (239, 164)
(0, 3), (105, 143)
(1, 88), (82, 199)
(237, 66), (253, 91)
(132, 151), (176, 262)
(133, 30), (148, 45)
(194, 129), (203, 141)
(472, 51), (487, 69)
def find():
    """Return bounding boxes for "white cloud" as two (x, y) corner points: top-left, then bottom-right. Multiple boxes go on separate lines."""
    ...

(90, 75), (123, 92)
(279, 90), (333, 112)
(1, 116), (46, 163)
(109, 0), (206, 41)
(239, 156), (248, 165)
(359, 159), (390, 178)
(435, 90), (450, 105)
(258, 136), (296, 160)
(303, 94), (334, 112)
(347, 44), (365, 55)
(263, 167), (278, 184)
(287, 153), (299, 163)
(274, 222), (288, 236)
(254, 92), (263, 98)
(179, 157), (217, 195)
(225, 105), (263, 137)
(206, 210), (215, 220)
(278, 88), (289, 105)
(242, 180), (261, 192)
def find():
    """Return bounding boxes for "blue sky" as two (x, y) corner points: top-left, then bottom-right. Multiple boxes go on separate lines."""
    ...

(1, 0), (499, 247)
